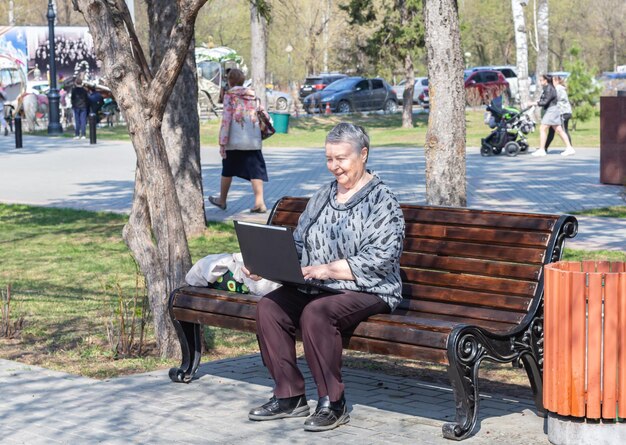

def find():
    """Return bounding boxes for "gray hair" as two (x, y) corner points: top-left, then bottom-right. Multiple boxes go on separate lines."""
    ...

(325, 123), (370, 162)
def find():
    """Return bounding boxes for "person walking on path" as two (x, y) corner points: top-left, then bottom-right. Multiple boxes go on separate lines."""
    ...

(545, 75), (573, 154)
(208, 68), (268, 213)
(70, 77), (89, 140)
(244, 123), (405, 432)
(531, 74), (575, 157)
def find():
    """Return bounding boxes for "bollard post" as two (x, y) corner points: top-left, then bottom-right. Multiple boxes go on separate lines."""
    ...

(89, 112), (97, 145)
(14, 114), (22, 149)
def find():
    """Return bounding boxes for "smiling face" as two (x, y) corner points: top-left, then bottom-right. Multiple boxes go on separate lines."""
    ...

(325, 141), (368, 190)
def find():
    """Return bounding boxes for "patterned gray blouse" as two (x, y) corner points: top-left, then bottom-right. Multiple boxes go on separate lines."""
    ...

(293, 173), (405, 310)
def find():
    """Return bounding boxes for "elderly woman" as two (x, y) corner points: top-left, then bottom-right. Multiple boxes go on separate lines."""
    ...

(245, 123), (405, 432)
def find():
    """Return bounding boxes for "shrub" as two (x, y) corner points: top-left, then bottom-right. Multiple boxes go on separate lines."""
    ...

(1, 284), (25, 339)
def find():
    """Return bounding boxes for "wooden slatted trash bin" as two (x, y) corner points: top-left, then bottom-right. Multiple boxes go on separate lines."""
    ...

(544, 261), (626, 444)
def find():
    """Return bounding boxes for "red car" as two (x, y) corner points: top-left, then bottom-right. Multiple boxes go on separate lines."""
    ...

(418, 88), (429, 108)
(464, 69), (509, 106)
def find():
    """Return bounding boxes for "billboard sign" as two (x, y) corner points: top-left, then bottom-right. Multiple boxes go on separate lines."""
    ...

(0, 25), (100, 86)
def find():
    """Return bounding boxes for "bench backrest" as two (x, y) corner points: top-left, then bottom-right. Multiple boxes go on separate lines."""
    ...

(268, 197), (577, 336)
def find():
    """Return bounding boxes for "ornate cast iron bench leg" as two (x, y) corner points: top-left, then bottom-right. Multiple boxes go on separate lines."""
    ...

(518, 315), (546, 417)
(443, 328), (482, 441)
(168, 294), (202, 383)
(443, 327), (521, 440)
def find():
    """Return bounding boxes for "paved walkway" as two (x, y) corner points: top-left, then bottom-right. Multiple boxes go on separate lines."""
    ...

(0, 133), (624, 444)
(0, 134), (624, 250)
(0, 356), (548, 445)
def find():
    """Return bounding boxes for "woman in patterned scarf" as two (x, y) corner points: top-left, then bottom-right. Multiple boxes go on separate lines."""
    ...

(245, 123), (406, 432)
(208, 68), (269, 213)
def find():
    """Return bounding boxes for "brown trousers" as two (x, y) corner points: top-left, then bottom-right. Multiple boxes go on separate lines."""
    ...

(255, 286), (389, 402)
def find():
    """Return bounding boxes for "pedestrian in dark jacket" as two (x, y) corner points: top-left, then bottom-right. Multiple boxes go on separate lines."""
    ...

(71, 78), (89, 139)
(88, 86), (104, 116)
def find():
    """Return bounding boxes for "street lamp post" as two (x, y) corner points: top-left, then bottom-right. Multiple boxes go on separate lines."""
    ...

(47, 0), (63, 134)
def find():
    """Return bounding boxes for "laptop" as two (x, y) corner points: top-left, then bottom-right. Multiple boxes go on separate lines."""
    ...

(233, 220), (340, 294)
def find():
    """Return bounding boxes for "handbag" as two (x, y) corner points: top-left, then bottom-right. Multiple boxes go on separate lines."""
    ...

(256, 99), (275, 140)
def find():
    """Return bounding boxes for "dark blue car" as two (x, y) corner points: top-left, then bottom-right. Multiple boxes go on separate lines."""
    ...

(303, 77), (398, 113)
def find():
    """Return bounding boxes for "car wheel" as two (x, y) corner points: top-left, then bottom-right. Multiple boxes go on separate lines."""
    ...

(384, 99), (397, 113)
(275, 97), (288, 111)
(337, 101), (351, 114)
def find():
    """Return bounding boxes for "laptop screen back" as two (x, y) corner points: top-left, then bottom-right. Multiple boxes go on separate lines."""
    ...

(234, 221), (306, 286)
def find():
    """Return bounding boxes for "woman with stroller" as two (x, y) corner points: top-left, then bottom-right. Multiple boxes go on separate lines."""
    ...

(544, 76), (573, 154)
(531, 74), (575, 157)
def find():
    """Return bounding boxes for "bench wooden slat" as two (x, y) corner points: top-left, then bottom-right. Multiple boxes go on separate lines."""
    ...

(173, 287), (262, 304)
(344, 336), (448, 364)
(351, 322), (449, 349)
(402, 268), (537, 297)
(404, 223), (551, 247)
(272, 197), (308, 213)
(173, 308), (258, 333)
(401, 283), (532, 311)
(402, 312), (517, 333)
(268, 211), (300, 228)
(366, 313), (459, 331)
(400, 252), (541, 281)
(401, 206), (558, 231)
(174, 294), (257, 320)
(397, 300), (526, 324)
(404, 237), (547, 264)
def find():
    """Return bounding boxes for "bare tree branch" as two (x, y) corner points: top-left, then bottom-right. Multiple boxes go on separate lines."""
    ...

(149, 0), (207, 116)
(115, 0), (153, 84)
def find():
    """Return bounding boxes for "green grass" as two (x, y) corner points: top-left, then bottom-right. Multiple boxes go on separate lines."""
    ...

(35, 109), (601, 148)
(0, 203), (241, 378)
(34, 125), (132, 142)
(562, 248), (626, 262)
(571, 206), (626, 218)
(1, 204), (622, 379)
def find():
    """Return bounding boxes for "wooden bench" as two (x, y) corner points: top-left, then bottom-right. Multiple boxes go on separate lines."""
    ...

(168, 197), (578, 440)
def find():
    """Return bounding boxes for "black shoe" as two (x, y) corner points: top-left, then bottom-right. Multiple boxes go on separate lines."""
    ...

(248, 395), (310, 421)
(303, 394), (350, 432)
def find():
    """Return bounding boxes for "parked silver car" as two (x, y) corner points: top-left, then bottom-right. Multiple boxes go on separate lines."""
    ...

(392, 77), (429, 106)
(266, 88), (291, 111)
(243, 80), (292, 111)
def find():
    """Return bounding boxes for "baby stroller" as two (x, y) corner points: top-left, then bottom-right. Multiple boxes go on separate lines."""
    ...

(481, 103), (535, 157)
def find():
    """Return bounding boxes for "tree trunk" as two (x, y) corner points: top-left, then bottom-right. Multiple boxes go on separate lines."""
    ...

(400, 1), (414, 129)
(250, 3), (268, 109)
(512, 0), (531, 107)
(59, 0), (74, 25)
(73, 0), (202, 358)
(9, 1), (15, 25)
(402, 53), (414, 128)
(423, 0), (466, 207)
(148, 0), (206, 238)
(534, 0), (549, 101)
